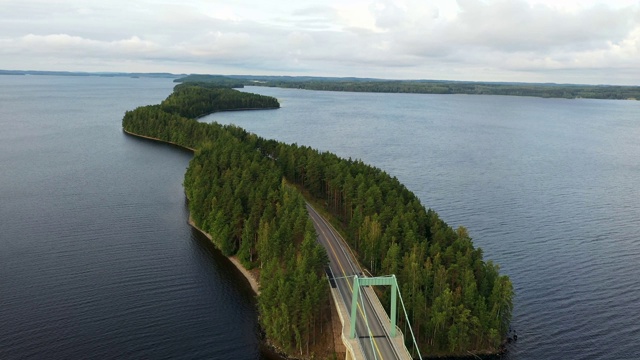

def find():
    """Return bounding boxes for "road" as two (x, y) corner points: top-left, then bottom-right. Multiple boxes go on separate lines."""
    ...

(307, 204), (404, 360)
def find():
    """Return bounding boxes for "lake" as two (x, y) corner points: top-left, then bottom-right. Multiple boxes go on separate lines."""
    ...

(0, 76), (265, 360)
(2, 76), (640, 359)
(206, 86), (640, 360)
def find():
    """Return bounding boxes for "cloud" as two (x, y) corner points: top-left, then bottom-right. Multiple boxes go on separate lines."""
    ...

(4, 34), (160, 58)
(369, 0), (407, 30)
(365, 0), (640, 82)
(447, 0), (636, 52)
(0, 0), (639, 84)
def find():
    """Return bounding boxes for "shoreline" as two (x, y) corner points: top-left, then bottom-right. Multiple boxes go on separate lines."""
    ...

(123, 128), (261, 295)
(187, 216), (261, 295)
(122, 128), (342, 360)
(124, 127), (507, 358)
(122, 128), (197, 152)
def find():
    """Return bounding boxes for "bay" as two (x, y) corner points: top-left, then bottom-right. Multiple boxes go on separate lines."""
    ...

(0, 76), (264, 360)
(206, 86), (640, 360)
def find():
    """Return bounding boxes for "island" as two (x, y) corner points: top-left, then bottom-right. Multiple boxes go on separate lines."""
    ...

(176, 74), (640, 100)
(122, 80), (514, 358)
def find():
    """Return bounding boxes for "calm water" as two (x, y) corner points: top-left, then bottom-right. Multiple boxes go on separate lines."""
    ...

(206, 87), (640, 360)
(0, 76), (265, 360)
(3, 77), (640, 360)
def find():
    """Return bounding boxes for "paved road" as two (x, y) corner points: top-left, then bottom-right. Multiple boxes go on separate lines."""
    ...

(307, 204), (403, 360)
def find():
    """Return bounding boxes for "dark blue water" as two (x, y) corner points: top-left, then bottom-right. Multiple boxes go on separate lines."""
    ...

(3, 77), (640, 360)
(207, 87), (640, 360)
(0, 76), (264, 360)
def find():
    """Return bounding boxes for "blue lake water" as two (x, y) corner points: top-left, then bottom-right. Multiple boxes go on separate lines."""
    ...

(2, 76), (640, 359)
(206, 86), (640, 360)
(0, 76), (264, 360)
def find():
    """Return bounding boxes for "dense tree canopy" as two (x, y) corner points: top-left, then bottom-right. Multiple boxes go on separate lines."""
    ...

(122, 82), (514, 357)
(256, 140), (514, 354)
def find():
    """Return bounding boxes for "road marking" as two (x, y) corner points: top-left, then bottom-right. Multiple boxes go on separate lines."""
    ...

(308, 206), (386, 360)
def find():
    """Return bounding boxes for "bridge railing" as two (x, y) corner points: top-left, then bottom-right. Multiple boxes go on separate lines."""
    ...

(327, 267), (366, 360)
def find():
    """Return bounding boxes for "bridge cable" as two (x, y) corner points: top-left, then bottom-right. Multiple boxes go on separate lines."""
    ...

(396, 283), (423, 360)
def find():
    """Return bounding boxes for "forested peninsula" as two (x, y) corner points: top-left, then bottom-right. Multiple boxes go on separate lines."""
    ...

(122, 81), (513, 358)
(177, 74), (640, 100)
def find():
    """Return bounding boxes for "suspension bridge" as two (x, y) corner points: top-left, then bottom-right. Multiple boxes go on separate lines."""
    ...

(307, 204), (422, 360)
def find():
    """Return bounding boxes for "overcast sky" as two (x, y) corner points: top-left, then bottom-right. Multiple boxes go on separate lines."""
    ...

(2, 0), (639, 85)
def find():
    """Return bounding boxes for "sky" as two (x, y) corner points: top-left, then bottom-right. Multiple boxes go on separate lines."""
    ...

(1, 0), (640, 85)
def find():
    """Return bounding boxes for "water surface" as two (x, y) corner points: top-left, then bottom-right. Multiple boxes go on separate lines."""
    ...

(3, 76), (639, 359)
(207, 86), (640, 360)
(0, 76), (263, 360)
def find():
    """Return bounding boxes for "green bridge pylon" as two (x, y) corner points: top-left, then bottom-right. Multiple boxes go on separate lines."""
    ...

(349, 275), (398, 339)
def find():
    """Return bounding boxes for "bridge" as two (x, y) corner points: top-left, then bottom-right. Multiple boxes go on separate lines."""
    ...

(307, 204), (422, 360)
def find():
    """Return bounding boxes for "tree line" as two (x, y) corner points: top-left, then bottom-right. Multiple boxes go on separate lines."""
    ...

(255, 140), (514, 354)
(258, 79), (640, 100)
(175, 74), (640, 100)
(123, 82), (513, 356)
(124, 84), (326, 357)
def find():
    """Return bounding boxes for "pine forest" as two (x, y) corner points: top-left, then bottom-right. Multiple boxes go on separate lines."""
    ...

(122, 82), (513, 357)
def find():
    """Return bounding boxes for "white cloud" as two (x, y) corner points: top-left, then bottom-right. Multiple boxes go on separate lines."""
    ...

(0, 0), (639, 84)
(5, 34), (160, 58)
(447, 0), (636, 52)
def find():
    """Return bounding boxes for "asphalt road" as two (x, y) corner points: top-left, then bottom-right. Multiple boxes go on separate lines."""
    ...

(307, 204), (402, 360)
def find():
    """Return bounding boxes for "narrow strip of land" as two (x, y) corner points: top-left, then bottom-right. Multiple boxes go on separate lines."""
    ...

(307, 204), (409, 360)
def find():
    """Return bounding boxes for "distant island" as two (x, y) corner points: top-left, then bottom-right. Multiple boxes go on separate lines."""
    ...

(176, 74), (640, 100)
(0, 69), (182, 79)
